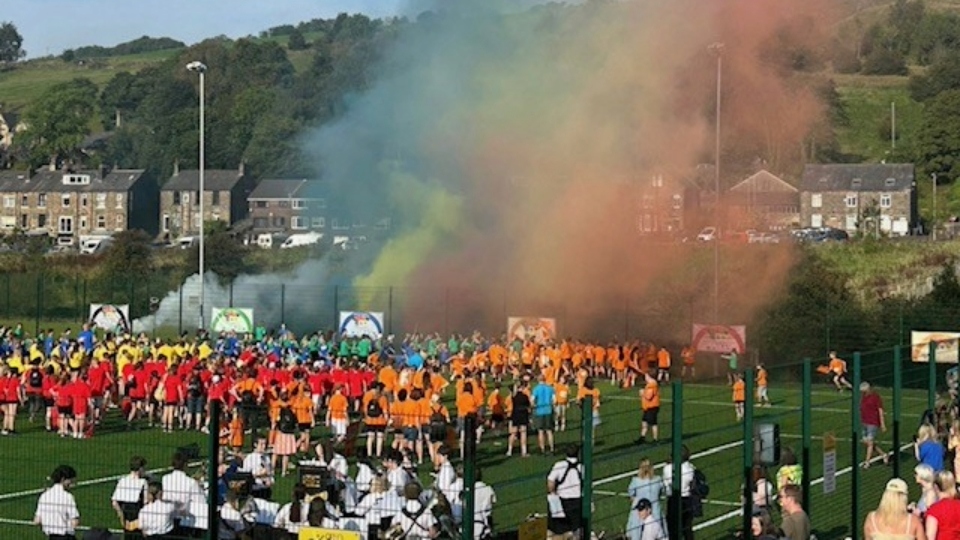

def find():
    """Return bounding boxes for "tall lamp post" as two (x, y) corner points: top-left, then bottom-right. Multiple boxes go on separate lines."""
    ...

(708, 42), (724, 324)
(186, 60), (207, 330)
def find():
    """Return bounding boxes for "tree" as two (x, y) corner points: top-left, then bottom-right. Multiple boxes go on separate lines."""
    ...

(861, 46), (908, 75)
(186, 220), (248, 284)
(287, 28), (309, 51)
(18, 78), (98, 167)
(101, 230), (153, 282)
(887, 0), (926, 56)
(914, 89), (960, 181)
(0, 22), (25, 63)
(910, 50), (960, 101)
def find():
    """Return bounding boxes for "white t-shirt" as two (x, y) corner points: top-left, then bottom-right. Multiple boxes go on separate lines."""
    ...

(391, 500), (438, 539)
(662, 461), (695, 498)
(638, 513), (666, 540)
(436, 461), (457, 499)
(547, 458), (582, 499)
(273, 501), (308, 534)
(355, 463), (376, 493)
(138, 499), (176, 536)
(387, 467), (412, 496)
(35, 484), (79, 536)
(162, 470), (206, 511)
(241, 451), (274, 488)
(473, 481), (497, 540)
(111, 474), (147, 505)
(329, 453), (349, 480)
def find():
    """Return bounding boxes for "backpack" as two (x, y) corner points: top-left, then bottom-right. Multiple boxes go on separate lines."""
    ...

(28, 369), (43, 389)
(278, 407), (297, 433)
(366, 397), (384, 418)
(692, 468), (709, 498)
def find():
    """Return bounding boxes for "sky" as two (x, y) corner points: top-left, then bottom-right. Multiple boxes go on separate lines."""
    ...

(5, 0), (406, 57)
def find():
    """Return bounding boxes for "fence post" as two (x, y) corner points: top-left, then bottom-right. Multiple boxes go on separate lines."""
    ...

(671, 381), (683, 540)
(929, 341), (938, 412)
(802, 358), (812, 517)
(388, 287), (394, 336)
(229, 281), (234, 308)
(851, 352), (862, 540)
(34, 273), (42, 336)
(582, 394), (594, 540)
(207, 399), (221, 540)
(4, 273), (9, 319)
(743, 370), (755, 540)
(893, 347), (902, 479)
(281, 284), (286, 326)
(462, 414), (477, 540)
(81, 278), (87, 323)
(333, 285), (340, 331)
(178, 285), (184, 335)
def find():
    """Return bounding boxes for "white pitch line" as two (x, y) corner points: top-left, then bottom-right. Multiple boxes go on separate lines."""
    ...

(593, 440), (743, 487)
(604, 395), (848, 413)
(692, 442), (914, 531)
(594, 490), (742, 507)
(679, 383), (929, 402)
(0, 516), (122, 534)
(0, 461), (202, 501)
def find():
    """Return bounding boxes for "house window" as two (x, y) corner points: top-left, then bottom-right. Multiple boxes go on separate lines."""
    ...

(58, 216), (73, 234)
(311, 217), (325, 229)
(38, 193), (47, 208)
(885, 177), (897, 188)
(845, 194), (858, 208)
(79, 216), (87, 230)
(292, 216), (307, 230)
(811, 193), (822, 208)
(182, 192), (190, 205)
(38, 214), (46, 228)
(2, 196), (13, 209)
(95, 193), (106, 209)
(255, 201), (267, 208)
(212, 191), (221, 206)
(96, 215), (106, 229)
(253, 217), (268, 228)
(672, 194), (682, 210)
(61, 194), (71, 207)
(115, 193), (124, 208)
(845, 215), (857, 231)
(194, 191), (200, 206)
(193, 214), (200, 229)
(80, 194), (88, 208)
(116, 215), (123, 228)
(20, 214), (27, 228)
(162, 214), (170, 232)
(20, 195), (27, 206)
(292, 199), (305, 209)
(880, 193), (892, 208)
(272, 216), (286, 228)
(279, 200), (290, 208)
(173, 192), (181, 206)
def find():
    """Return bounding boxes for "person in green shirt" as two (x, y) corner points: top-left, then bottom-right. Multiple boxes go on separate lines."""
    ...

(721, 349), (739, 385)
(357, 336), (372, 360)
(448, 336), (460, 355)
(254, 325), (267, 342)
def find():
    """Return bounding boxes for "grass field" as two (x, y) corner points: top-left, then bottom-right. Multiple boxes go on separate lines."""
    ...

(0, 372), (933, 540)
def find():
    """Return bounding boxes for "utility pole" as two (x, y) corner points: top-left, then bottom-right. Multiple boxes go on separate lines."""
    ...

(932, 173), (938, 241)
(709, 42), (724, 324)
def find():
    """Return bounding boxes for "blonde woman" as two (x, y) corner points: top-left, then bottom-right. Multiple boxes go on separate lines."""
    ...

(864, 478), (925, 540)
(948, 420), (960, 475)
(912, 464), (939, 519)
(926, 471), (960, 540)
(626, 458), (666, 540)
(916, 425), (946, 473)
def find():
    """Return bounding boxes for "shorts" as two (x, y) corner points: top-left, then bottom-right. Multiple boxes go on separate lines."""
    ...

(532, 414), (555, 431)
(862, 424), (879, 442)
(298, 423), (312, 431)
(57, 405), (72, 418)
(365, 423), (386, 433)
(187, 397), (204, 415)
(491, 413), (505, 423)
(403, 427), (419, 442)
(44, 398), (54, 407)
(331, 418), (348, 436)
(757, 387), (768, 400)
(643, 407), (659, 426)
(91, 396), (104, 409)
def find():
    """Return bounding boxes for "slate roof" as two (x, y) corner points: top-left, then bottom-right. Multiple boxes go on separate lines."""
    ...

(729, 170), (798, 193)
(249, 179), (327, 200)
(0, 169), (145, 193)
(800, 164), (915, 192)
(162, 169), (245, 191)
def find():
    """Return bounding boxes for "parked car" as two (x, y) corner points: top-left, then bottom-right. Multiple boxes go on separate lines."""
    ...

(79, 236), (114, 255)
(697, 227), (717, 242)
(280, 232), (323, 249)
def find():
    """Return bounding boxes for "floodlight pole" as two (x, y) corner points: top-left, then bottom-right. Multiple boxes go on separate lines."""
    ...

(187, 61), (207, 330)
(709, 42), (724, 324)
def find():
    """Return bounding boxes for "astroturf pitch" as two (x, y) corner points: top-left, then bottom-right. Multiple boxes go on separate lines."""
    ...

(0, 380), (930, 539)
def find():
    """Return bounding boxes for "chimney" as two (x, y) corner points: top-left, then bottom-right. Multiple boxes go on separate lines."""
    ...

(238, 160), (245, 177)
(114, 108), (122, 129)
(48, 157), (56, 172)
(98, 163), (107, 179)
(173, 159), (180, 176)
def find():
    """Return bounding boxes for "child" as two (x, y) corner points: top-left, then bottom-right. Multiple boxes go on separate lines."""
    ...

(733, 373), (746, 422)
(554, 376), (570, 432)
(756, 364), (771, 408)
(228, 410), (244, 453)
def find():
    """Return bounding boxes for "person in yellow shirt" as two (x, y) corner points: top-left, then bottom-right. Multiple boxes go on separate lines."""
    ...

(756, 364), (771, 408)
(733, 372), (746, 421)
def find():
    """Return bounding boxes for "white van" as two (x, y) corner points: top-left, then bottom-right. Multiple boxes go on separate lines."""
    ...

(256, 233), (287, 249)
(79, 236), (114, 255)
(280, 232), (323, 249)
(177, 236), (197, 249)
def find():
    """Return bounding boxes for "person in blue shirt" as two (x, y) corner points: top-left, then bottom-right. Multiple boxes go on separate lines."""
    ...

(406, 350), (425, 371)
(78, 323), (95, 353)
(916, 423), (945, 472)
(532, 375), (557, 454)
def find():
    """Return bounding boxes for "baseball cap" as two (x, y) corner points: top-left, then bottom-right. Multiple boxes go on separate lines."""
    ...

(886, 478), (909, 495)
(634, 498), (652, 511)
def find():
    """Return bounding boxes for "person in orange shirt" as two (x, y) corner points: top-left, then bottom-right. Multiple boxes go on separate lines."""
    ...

(378, 361), (399, 400)
(756, 364), (771, 407)
(291, 386), (315, 453)
(362, 382), (389, 458)
(681, 345), (696, 378)
(456, 382), (479, 459)
(578, 377), (601, 438)
(657, 347), (672, 383)
(486, 383), (506, 432)
(326, 384), (349, 444)
(426, 393), (450, 464)
(828, 351), (853, 392)
(389, 388), (411, 452)
(639, 371), (660, 444)
(554, 375), (570, 432)
(227, 409), (244, 453)
(733, 372), (746, 422)
(406, 388), (427, 464)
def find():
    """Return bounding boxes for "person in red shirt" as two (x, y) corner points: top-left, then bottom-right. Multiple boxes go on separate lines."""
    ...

(69, 370), (92, 439)
(926, 471), (960, 540)
(41, 366), (57, 431)
(0, 365), (22, 435)
(52, 372), (72, 437)
(859, 381), (889, 468)
(22, 360), (45, 424)
(347, 362), (366, 411)
(159, 365), (184, 432)
(87, 357), (112, 425)
(126, 363), (149, 425)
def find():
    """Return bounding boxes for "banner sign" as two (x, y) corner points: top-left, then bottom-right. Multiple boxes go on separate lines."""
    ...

(211, 308), (255, 333)
(89, 304), (131, 334)
(911, 331), (960, 363)
(823, 432), (837, 494)
(299, 528), (361, 540)
(692, 324), (746, 353)
(339, 311), (385, 339)
(508, 317), (557, 343)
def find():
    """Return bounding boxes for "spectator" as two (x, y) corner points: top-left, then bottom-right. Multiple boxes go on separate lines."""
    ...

(160, 452), (204, 532)
(34, 464), (80, 539)
(926, 471), (960, 540)
(778, 485), (811, 540)
(138, 482), (177, 539)
(627, 458), (667, 540)
(744, 465), (775, 515)
(912, 464), (939, 519)
(472, 468), (497, 540)
(860, 382), (890, 469)
(547, 444), (583, 538)
(273, 483), (309, 538)
(390, 482), (438, 539)
(751, 509), (781, 540)
(663, 445), (695, 540)
(241, 437), (274, 500)
(633, 498), (666, 540)
(111, 456), (148, 536)
(917, 425), (946, 473)
(532, 375), (556, 455)
(863, 478), (925, 540)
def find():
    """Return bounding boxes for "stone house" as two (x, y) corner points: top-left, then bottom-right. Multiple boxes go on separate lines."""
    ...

(725, 170), (800, 231)
(247, 178), (329, 234)
(158, 162), (253, 240)
(799, 163), (916, 236)
(0, 166), (156, 243)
